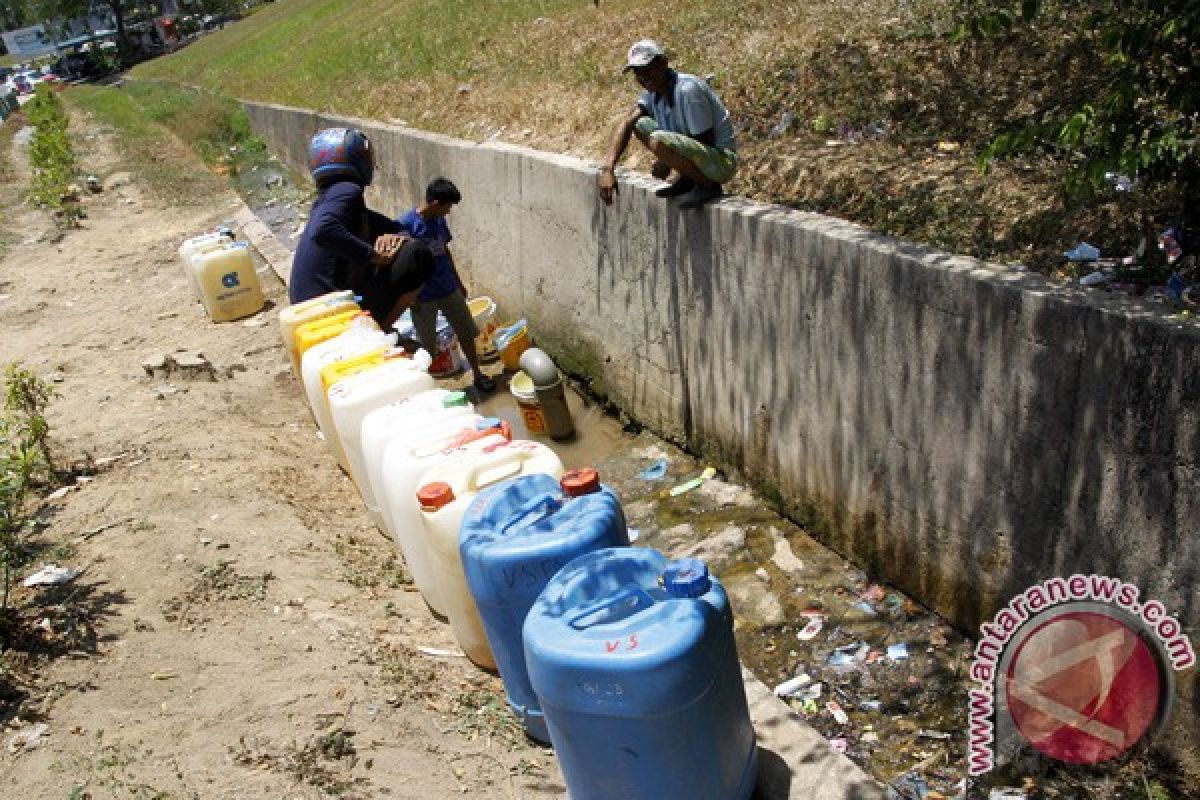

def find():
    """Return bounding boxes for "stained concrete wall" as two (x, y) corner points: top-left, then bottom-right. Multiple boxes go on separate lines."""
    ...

(245, 101), (1198, 748)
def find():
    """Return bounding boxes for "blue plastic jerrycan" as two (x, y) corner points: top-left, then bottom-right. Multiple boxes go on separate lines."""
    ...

(523, 548), (758, 800)
(461, 468), (629, 742)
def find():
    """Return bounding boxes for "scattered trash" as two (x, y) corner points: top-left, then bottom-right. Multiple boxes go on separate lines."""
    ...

(861, 730), (879, 743)
(45, 486), (73, 501)
(77, 517), (133, 541)
(773, 673), (813, 698)
(887, 643), (909, 661)
(862, 585), (886, 603)
(769, 110), (795, 138)
(1159, 227), (1183, 263)
(664, 466), (716, 498)
(1063, 242), (1101, 262)
(860, 700), (883, 712)
(852, 600), (878, 616)
(416, 646), (465, 659)
(6, 723), (49, 753)
(638, 458), (668, 481)
(1104, 172), (1135, 192)
(988, 790), (1028, 800)
(826, 700), (849, 726)
(828, 736), (848, 754)
(23, 564), (83, 587)
(1080, 269), (1111, 287)
(890, 771), (930, 800)
(917, 729), (951, 740)
(828, 642), (869, 667)
(151, 671), (180, 680)
(627, 527), (641, 543)
(796, 613), (824, 641)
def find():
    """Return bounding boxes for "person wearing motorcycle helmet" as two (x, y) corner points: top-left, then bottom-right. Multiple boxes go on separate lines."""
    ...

(290, 127), (434, 328)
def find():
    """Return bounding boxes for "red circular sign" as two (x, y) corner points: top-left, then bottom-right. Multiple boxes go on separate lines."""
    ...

(1004, 609), (1164, 764)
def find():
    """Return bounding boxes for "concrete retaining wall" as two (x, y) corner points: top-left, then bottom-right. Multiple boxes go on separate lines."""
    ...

(245, 101), (1198, 749)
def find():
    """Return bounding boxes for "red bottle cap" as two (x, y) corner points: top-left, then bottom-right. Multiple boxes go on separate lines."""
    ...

(561, 468), (600, 497)
(417, 482), (455, 511)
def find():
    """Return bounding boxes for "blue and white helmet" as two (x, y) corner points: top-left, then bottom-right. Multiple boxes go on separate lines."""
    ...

(308, 127), (374, 188)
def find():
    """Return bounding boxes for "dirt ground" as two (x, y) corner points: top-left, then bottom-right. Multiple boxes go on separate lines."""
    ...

(0, 114), (568, 799)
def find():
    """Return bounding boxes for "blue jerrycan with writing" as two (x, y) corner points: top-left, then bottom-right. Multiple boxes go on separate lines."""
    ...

(460, 467), (629, 742)
(523, 548), (758, 800)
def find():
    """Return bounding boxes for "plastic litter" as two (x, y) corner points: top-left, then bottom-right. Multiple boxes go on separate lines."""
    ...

(5, 723), (49, 753)
(988, 790), (1028, 800)
(1080, 270), (1111, 287)
(890, 772), (930, 800)
(828, 642), (870, 667)
(887, 643), (910, 661)
(826, 700), (849, 725)
(638, 458), (668, 481)
(852, 600), (878, 616)
(773, 673), (813, 698)
(664, 466), (716, 498)
(627, 527), (641, 542)
(796, 613), (824, 641)
(1064, 242), (1101, 261)
(416, 646), (466, 659)
(492, 319), (528, 351)
(828, 736), (848, 754)
(23, 564), (82, 587)
(769, 110), (795, 138)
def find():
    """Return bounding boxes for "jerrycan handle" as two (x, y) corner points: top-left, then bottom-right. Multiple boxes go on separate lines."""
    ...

(498, 493), (562, 538)
(466, 445), (529, 491)
(568, 585), (655, 630)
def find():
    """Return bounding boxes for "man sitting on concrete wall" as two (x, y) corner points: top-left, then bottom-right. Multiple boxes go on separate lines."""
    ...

(596, 39), (738, 211)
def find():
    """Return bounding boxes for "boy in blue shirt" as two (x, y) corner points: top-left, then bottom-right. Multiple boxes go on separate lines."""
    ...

(397, 178), (496, 393)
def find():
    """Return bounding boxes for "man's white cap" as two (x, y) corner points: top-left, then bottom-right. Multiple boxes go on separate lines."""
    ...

(624, 39), (665, 71)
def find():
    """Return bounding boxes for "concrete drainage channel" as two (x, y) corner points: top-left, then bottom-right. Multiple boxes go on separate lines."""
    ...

(230, 200), (977, 799)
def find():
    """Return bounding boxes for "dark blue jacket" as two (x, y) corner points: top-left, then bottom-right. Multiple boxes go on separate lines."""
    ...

(289, 181), (402, 305)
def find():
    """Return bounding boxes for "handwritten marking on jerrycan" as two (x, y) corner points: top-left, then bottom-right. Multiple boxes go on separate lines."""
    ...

(523, 548), (758, 800)
(417, 439), (564, 669)
(460, 468), (629, 742)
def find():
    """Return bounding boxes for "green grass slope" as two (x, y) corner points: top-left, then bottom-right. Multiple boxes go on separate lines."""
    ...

(133, 0), (1184, 275)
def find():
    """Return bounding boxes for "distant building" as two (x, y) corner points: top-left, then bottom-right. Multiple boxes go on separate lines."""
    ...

(1, 24), (56, 57)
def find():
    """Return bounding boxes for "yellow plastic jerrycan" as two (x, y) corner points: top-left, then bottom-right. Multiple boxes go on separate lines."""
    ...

(294, 308), (368, 365)
(416, 439), (564, 669)
(300, 315), (391, 434)
(280, 291), (359, 374)
(178, 228), (234, 302)
(190, 242), (265, 322)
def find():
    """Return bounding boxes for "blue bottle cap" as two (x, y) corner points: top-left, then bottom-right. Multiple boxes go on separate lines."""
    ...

(662, 558), (711, 598)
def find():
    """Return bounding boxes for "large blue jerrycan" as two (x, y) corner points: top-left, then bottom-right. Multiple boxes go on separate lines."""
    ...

(523, 548), (758, 800)
(461, 468), (629, 742)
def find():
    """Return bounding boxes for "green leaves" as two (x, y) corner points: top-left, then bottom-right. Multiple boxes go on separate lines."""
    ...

(25, 85), (80, 225)
(1, 363), (57, 609)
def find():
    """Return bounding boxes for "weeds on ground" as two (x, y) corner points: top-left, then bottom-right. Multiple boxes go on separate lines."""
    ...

(52, 730), (189, 799)
(447, 684), (528, 752)
(231, 727), (365, 796)
(160, 560), (274, 625)
(0, 364), (58, 614)
(332, 532), (411, 590)
(24, 86), (81, 227)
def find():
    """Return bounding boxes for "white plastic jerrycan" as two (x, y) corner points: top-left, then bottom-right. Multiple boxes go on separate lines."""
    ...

(190, 242), (265, 322)
(377, 416), (511, 616)
(416, 439), (564, 668)
(279, 290), (358, 375)
(328, 352), (436, 521)
(361, 389), (475, 529)
(300, 316), (394, 443)
(178, 228), (234, 300)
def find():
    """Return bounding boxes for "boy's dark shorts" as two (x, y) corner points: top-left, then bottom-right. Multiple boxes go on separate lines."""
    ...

(411, 291), (478, 355)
